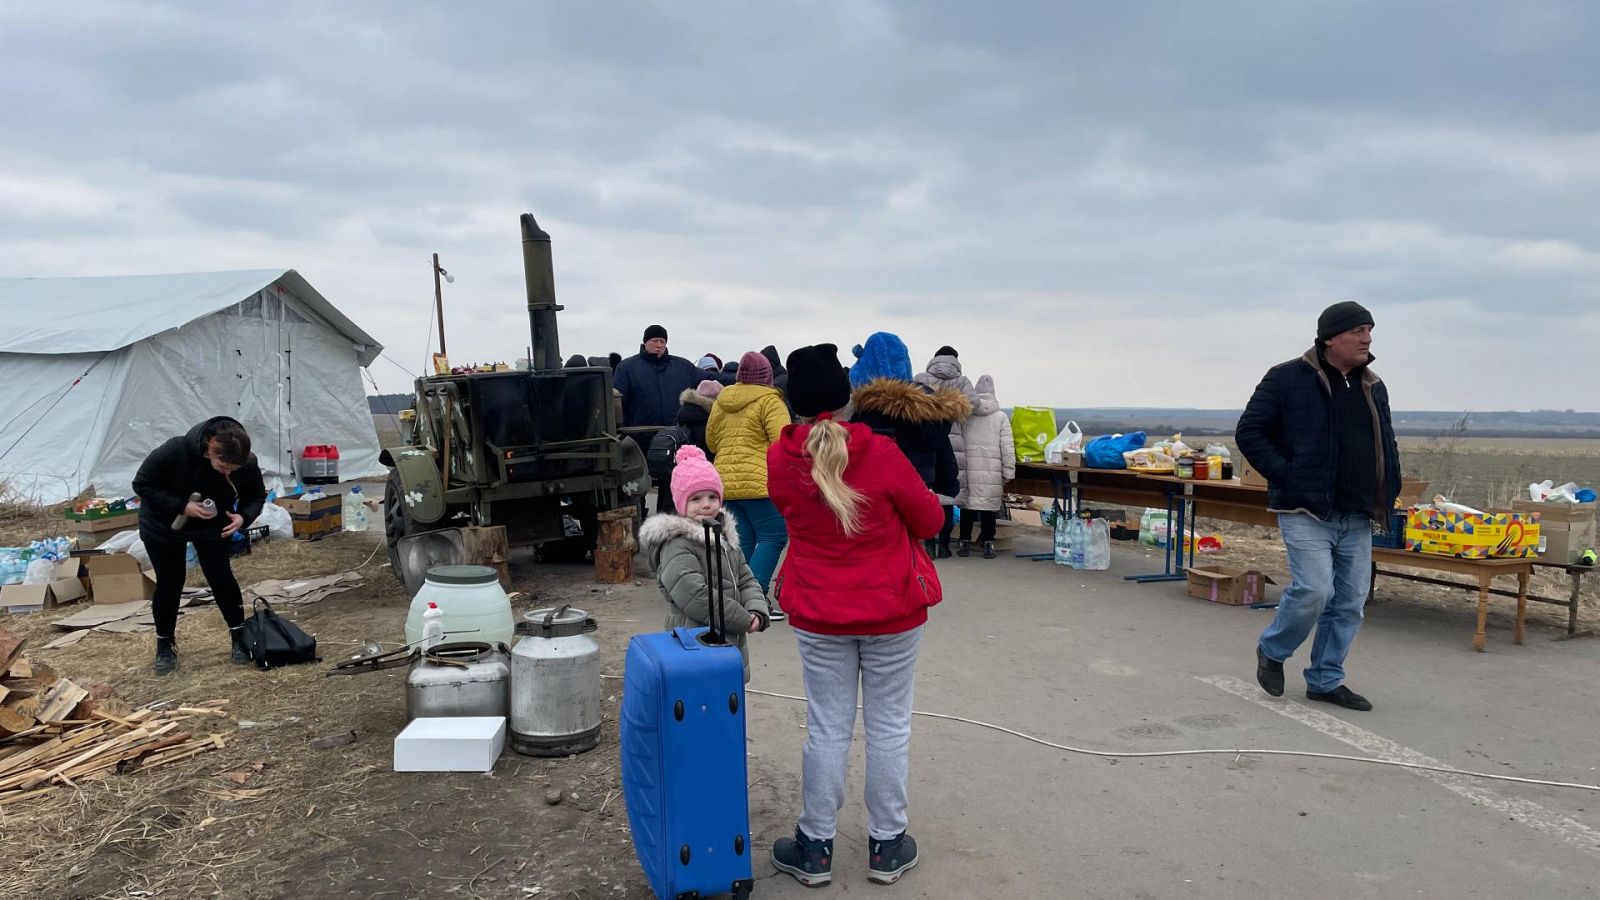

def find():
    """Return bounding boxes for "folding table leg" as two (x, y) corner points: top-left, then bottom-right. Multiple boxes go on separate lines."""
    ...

(1474, 577), (1490, 652)
(1514, 571), (1528, 645)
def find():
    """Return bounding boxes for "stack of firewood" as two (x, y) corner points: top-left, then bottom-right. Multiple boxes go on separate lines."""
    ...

(0, 627), (230, 806)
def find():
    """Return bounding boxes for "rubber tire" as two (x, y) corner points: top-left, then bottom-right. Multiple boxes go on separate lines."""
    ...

(384, 468), (424, 584)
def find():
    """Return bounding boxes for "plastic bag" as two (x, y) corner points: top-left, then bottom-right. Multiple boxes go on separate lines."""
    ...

(1123, 448), (1176, 470)
(252, 502), (295, 541)
(1012, 408), (1059, 464)
(1082, 518), (1111, 570)
(98, 529), (152, 568)
(1045, 421), (1085, 463)
(22, 558), (55, 585)
(1084, 432), (1147, 469)
(1139, 508), (1170, 548)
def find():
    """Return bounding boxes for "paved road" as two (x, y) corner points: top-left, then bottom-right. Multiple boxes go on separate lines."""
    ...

(737, 533), (1600, 898)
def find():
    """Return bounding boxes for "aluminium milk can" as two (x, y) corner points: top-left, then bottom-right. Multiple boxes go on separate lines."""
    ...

(405, 641), (511, 721)
(510, 605), (601, 757)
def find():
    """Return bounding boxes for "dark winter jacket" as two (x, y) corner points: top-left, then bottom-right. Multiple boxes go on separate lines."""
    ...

(850, 379), (971, 500)
(717, 361), (740, 387)
(613, 347), (701, 428)
(1235, 346), (1402, 522)
(768, 420), (945, 636)
(675, 387), (715, 457)
(133, 417), (268, 543)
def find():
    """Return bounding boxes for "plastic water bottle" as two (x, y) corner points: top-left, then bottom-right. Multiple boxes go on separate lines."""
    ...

(342, 486), (368, 532)
(421, 602), (445, 650)
(1067, 515), (1088, 570)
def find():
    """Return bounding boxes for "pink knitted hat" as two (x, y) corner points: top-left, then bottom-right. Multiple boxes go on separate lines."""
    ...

(671, 445), (723, 513)
(696, 379), (724, 398)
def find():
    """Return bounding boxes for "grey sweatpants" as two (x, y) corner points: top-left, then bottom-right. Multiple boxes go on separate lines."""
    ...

(793, 625), (924, 842)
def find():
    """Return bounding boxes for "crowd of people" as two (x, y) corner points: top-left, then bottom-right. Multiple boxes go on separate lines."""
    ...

(129, 303), (1395, 889)
(605, 323), (1019, 885)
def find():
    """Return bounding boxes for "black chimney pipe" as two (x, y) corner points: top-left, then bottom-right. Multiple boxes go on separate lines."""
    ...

(521, 213), (563, 371)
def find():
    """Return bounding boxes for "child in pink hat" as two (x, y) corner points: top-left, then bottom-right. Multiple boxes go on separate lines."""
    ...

(638, 445), (771, 681)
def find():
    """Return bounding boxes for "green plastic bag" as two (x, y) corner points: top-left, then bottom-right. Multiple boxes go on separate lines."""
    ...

(1011, 407), (1058, 463)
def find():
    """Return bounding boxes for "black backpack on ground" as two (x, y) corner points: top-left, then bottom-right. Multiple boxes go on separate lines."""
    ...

(646, 426), (691, 482)
(240, 599), (320, 669)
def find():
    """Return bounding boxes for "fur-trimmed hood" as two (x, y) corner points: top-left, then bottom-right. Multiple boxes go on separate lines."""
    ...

(851, 378), (972, 424)
(678, 387), (716, 411)
(639, 512), (741, 561)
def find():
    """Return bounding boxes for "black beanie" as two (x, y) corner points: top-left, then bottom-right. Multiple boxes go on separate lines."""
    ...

(643, 324), (669, 342)
(785, 344), (852, 418)
(1317, 302), (1374, 341)
(935, 345), (958, 358)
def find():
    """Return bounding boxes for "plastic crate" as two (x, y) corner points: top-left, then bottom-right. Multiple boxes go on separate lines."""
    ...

(1371, 511), (1408, 549)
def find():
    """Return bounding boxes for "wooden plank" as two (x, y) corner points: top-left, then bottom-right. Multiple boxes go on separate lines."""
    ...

(0, 707), (36, 740)
(20, 726), (152, 790)
(0, 629), (22, 678)
(35, 679), (89, 724)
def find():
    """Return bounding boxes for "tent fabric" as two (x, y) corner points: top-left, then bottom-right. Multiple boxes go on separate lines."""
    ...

(0, 271), (385, 504)
(0, 269), (381, 366)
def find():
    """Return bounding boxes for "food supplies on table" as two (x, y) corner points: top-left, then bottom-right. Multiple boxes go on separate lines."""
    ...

(1404, 507), (1541, 559)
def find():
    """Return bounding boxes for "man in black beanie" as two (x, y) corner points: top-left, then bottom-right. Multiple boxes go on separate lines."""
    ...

(1235, 301), (1401, 712)
(613, 324), (700, 513)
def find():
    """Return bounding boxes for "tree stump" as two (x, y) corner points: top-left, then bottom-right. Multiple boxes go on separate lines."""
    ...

(594, 507), (637, 584)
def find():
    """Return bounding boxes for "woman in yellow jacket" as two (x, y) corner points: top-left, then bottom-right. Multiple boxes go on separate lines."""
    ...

(707, 351), (793, 602)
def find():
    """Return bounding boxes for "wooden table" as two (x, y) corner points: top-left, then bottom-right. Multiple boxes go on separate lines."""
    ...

(1371, 548), (1532, 652)
(1008, 462), (1573, 649)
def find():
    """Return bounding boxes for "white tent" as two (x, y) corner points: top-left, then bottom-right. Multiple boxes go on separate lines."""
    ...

(0, 270), (386, 504)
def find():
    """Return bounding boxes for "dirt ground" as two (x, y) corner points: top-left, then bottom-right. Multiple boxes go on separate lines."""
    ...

(0, 496), (1594, 899)
(0, 528), (664, 900)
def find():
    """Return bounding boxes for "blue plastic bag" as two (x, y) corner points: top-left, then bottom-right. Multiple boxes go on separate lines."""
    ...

(1083, 432), (1147, 469)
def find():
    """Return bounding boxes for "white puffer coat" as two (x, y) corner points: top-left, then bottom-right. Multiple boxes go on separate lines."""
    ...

(913, 355), (977, 506)
(956, 375), (1015, 512)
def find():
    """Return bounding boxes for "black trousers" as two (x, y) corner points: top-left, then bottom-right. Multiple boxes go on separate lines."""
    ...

(959, 510), (999, 543)
(143, 530), (245, 640)
(938, 506), (956, 543)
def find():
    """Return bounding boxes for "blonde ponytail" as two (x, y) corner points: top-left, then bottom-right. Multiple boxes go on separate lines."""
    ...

(804, 418), (866, 536)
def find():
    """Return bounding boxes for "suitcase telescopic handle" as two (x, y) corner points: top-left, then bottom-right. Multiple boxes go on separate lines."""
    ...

(702, 517), (728, 645)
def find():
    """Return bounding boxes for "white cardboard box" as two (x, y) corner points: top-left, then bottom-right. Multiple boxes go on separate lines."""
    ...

(394, 716), (506, 773)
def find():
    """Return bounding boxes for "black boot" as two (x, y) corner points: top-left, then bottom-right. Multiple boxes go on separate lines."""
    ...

(935, 540), (952, 559)
(230, 626), (252, 665)
(982, 541), (996, 559)
(154, 636), (179, 677)
(1256, 646), (1284, 697)
(772, 828), (833, 887)
(956, 540), (971, 558)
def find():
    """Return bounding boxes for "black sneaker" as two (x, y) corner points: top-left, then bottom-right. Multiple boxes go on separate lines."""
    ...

(1255, 646), (1284, 697)
(868, 832), (918, 885)
(154, 637), (179, 677)
(982, 541), (996, 559)
(956, 540), (971, 558)
(1306, 685), (1373, 711)
(766, 606), (787, 624)
(772, 829), (832, 887)
(935, 542), (952, 559)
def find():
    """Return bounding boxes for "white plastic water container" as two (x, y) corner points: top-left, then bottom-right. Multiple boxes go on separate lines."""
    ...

(343, 486), (369, 532)
(404, 566), (514, 647)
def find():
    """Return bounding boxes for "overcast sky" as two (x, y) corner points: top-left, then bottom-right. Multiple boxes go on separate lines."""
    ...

(4, 1), (1598, 410)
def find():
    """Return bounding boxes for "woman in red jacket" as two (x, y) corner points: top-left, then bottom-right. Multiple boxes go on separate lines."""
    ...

(766, 344), (944, 888)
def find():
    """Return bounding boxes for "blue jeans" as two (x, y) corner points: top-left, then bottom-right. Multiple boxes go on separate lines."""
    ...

(725, 497), (787, 593)
(1259, 512), (1371, 693)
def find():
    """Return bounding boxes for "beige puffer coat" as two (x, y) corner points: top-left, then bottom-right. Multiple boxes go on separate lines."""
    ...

(956, 375), (1015, 512)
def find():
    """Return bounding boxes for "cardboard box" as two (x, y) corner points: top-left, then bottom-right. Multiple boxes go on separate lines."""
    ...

(394, 716), (505, 773)
(70, 510), (140, 533)
(1394, 480), (1430, 510)
(1185, 566), (1275, 606)
(1513, 500), (1597, 564)
(1405, 508), (1541, 559)
(82, 554), (158, 605)
(1238, 457), (1267, 488)
(1064, 450), (1083, 468)
(1, 560), (87, 613)
(274, 495), (343, 541)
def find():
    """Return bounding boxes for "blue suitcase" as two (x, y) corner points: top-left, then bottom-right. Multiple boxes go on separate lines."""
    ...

(621, 520), (754, 900)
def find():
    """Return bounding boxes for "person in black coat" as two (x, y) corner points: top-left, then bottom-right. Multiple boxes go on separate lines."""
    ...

(1236, 302), (1401, 713)
(675, 379), (721, 457)
(133, 417), (267, 676)
(612, 325), (701, 428)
